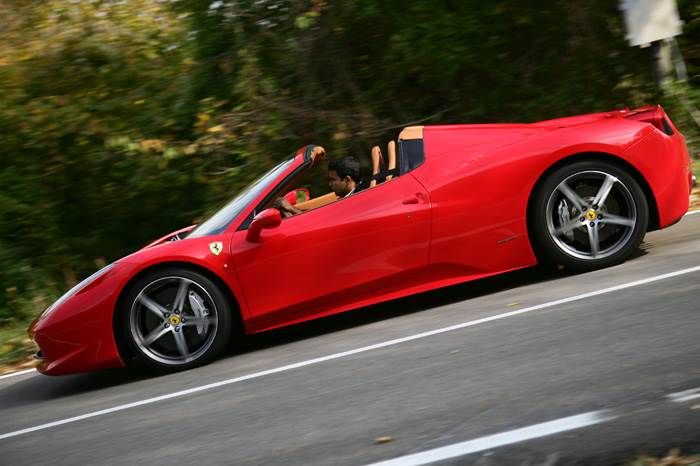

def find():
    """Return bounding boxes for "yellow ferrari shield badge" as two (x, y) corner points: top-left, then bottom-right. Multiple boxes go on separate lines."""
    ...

(585, 210), (597, 221)
(209, 241), (223, 256)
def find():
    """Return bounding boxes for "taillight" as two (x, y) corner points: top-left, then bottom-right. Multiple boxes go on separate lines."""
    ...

(690, 172), (695, 194)
(625, 106), (674, 136)
(661, 117), (674, 135)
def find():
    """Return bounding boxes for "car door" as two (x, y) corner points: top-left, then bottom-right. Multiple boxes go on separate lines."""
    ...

(230, 174), (431, 325)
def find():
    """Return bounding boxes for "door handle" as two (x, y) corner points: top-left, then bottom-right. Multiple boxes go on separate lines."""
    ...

(402, 195), (419, 205)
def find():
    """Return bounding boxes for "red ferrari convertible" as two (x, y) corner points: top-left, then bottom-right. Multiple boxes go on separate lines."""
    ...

(30, 105), (692, 375)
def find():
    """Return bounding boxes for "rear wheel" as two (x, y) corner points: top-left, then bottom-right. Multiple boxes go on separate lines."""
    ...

(121, 268), (232, 372)
(530, 160), (649, 272)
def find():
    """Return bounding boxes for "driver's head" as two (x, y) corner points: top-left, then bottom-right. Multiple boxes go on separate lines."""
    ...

(328, 156), (360, 197)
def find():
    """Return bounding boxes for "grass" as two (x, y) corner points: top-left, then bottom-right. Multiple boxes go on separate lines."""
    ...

(628, 449), (700, 465)
(0, 320), (37, 374)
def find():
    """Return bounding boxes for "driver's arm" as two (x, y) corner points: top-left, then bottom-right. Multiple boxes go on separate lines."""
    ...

(274, 197), (303, 218)
(273, 145), (326, 218)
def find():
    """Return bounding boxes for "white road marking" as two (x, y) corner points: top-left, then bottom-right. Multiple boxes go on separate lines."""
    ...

(667, 388), (700, 403)
(686, 209), (700, 216)
(0, 369), (36, 381)
(364, 411), (616, 466)
(1, 265), (699, 441)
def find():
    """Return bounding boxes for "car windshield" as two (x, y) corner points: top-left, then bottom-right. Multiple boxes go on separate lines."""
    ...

(188, 157), (295, 237)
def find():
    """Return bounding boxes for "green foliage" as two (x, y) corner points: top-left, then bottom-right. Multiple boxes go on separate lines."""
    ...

(0, 325), (36, 369)
(0, 1), (208, 320)
(1, 0), (699, 338)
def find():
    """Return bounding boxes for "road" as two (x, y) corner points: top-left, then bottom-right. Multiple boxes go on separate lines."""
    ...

(1, 212), (700, 466)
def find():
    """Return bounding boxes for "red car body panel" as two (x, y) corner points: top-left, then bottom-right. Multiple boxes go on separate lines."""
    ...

(231, 172), (431, 328)
(30, 105), (692, 375)
(29, 263), (136, 375)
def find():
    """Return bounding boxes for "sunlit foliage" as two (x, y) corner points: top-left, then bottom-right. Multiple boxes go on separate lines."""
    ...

(0, 0), (698, 326)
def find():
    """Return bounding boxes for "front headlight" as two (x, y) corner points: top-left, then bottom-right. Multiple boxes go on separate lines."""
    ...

(40, 263), (115, 320)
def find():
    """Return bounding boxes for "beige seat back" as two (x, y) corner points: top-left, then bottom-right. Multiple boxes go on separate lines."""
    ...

(398, 126), (423, 141)
(369, 145), (385, 188)
(386, 141), (396, 181)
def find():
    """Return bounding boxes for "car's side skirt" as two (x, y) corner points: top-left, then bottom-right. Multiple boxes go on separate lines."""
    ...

(243, 263), (533, 334)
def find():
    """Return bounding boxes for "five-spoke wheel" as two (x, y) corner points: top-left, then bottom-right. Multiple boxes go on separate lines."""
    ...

(531, 160), (649, 271)
(121, 268), (232, 371)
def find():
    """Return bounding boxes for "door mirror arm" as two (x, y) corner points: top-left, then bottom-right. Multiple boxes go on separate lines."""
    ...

(247, 208), (282, 242)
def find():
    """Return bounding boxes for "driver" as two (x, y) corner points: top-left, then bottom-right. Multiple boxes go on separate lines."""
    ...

(328, 156), (361, 198)
(275, 154), (362, 218)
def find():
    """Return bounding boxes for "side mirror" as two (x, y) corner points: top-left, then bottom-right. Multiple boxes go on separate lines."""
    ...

(247, 208), (281, 242)
(283, 188), (310, 205)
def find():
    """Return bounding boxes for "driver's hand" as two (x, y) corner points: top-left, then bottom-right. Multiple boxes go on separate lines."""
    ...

(310, 146), (326, 163)
(275, 198), (295, 211)
(274, 197), (302, 217)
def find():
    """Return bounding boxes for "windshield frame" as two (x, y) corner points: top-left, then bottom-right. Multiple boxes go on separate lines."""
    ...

(187, 156), (299, 238)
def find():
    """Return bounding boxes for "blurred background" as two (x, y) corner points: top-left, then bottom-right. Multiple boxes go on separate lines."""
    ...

(1, 0), (699, 367)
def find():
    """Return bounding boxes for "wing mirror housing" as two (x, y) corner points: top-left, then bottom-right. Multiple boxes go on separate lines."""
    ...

(282, 188), (310, 205)
(247, 208), (281, 242)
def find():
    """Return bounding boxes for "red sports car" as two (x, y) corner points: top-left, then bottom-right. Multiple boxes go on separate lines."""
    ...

(29, 105), (692, 375)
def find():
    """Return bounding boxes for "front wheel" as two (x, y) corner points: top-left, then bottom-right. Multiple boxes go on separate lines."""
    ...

(530, 160), (649, 272)
(121, 268), (232, 372)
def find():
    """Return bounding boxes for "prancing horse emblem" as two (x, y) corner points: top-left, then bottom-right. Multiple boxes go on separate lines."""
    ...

(209, 241), (223, 256)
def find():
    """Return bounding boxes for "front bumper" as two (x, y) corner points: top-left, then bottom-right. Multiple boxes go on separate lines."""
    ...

(29, 262), (139, 375)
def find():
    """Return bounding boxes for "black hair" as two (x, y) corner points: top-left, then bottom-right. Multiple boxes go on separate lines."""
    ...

(328, 156), (360, 182)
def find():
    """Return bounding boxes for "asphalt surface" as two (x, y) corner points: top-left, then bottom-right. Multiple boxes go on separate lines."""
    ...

(1, 213), (700, 466)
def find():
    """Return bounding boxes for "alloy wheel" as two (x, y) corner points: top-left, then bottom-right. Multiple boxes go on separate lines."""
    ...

(129, 276), (219, 366)
(545, 170), (638, 260)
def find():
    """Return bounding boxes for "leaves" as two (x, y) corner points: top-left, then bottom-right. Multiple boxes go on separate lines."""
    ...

(1, 0), (700, 331)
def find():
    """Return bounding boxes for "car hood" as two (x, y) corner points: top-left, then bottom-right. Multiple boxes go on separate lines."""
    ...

(141, 225), (197, 250)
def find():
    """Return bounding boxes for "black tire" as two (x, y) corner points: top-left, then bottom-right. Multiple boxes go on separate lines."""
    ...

(120, 267), (232, 372)
(530, 160), (649, 272)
